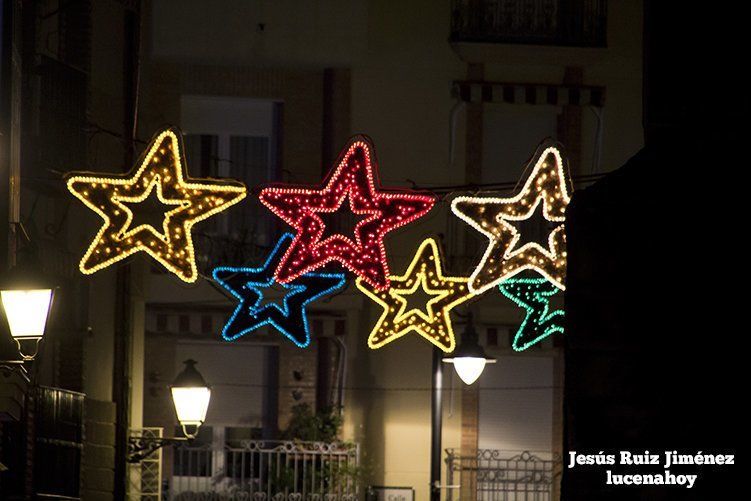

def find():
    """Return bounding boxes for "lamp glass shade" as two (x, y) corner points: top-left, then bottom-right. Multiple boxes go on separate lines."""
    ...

(171, 386), (211, 426)
(450, 357), (487, 385)
(1, 288), (54, 339)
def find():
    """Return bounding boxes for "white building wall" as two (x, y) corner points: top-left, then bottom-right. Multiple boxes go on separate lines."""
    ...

(478, 356), (554, 456)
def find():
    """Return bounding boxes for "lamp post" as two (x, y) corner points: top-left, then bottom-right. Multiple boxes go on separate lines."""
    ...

(127, 359), (211, 463)
(429, 346), (444, 501)
(443, 312), (497, 385)
(429, 312), (496, 500)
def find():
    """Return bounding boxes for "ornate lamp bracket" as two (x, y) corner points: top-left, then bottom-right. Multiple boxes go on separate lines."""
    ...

(127, 435), (189, 463)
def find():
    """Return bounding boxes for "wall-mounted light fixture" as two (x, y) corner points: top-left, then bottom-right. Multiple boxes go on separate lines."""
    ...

(128, 359), (211, 463)
(0, 226), (57, 364)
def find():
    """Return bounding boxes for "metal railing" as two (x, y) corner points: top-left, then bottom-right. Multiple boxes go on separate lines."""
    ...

(445, 449), (560, 501)
(450, 0), (607, 47)
(169, 440), (360, 500)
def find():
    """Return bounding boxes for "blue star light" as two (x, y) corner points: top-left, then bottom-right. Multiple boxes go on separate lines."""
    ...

(498, 277), (564, 351)
(212, 233), (346, 348)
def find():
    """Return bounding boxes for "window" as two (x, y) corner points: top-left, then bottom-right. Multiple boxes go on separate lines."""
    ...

(185, 132), (279, 247)
(156, 314), (168, 332)
(486, 327), (498, 346)
(229, 135), (277, 246)
(180, 96), (282, 253)
(178, 315), (190, 333)
(201, 314), (213, 334)
(184, 134), (219, 177)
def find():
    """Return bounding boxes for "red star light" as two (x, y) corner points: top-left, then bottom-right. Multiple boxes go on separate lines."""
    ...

(258, 136), (436, 290)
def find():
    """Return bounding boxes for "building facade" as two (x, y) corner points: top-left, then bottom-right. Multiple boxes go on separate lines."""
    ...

(1, 1), (644, 500)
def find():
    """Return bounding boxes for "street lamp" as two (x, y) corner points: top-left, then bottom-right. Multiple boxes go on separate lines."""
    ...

(429, 312), (497, 500)
(0, 263), (56, 361)
(170, 359), (211, 439)
(128, 359), (211, 463)
(443, 312), (496, 385)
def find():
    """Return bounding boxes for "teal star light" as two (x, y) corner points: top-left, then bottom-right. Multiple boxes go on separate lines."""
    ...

(499, 277), (564, 351)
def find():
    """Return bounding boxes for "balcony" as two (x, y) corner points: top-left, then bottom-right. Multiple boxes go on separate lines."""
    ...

(166, 439), (360, 500)
(450, 0), (607, 48)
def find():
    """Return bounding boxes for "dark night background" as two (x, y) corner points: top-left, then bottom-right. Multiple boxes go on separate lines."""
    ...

(0, 0), (745, 499)
(563, 2), (745, 499)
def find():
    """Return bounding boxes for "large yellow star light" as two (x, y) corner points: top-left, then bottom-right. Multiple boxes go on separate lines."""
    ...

(356, 238), (474, 352)
(451, 143), (572, 294)
(66, 128), (247, 283)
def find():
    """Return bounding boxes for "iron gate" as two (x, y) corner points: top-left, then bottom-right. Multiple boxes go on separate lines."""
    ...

(445, 449), (560, 501)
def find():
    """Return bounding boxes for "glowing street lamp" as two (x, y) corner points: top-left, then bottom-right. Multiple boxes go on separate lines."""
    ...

(170, 359), (211, 439)
(128, 359), (211, 463)
(443, 312), (496, 385)
(0, 264), (56, 361)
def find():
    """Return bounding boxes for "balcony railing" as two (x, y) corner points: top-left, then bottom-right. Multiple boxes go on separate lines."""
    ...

(445, 449), (561, 501)
(169, 440), (360, 500)
(450, 0), (607, 47)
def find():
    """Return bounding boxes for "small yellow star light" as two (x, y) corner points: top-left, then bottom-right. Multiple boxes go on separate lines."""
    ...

(66, 127), (247, 283)
(451, 142), (572, 294)
(356, 237), (475, 352)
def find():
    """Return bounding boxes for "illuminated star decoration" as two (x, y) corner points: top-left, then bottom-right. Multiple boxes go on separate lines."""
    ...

(451, 143), (572, 294)
(66, 127), (247, 283)
(259, 136), (436, 291)
(356, 238), (474, 352)
(499, 277), (564, 351)
(212, 233), (346, 348)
